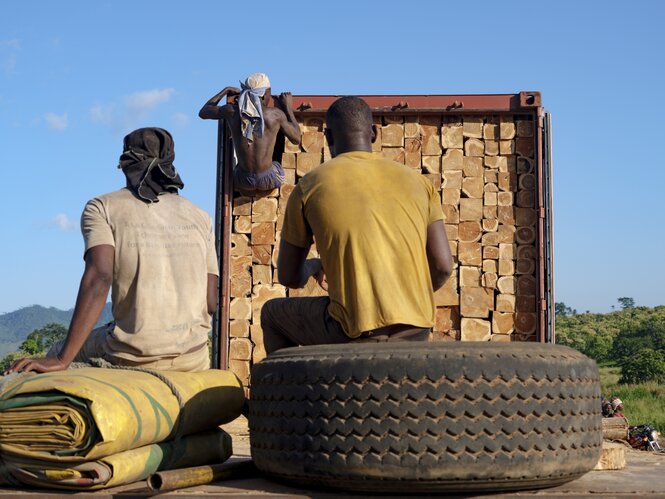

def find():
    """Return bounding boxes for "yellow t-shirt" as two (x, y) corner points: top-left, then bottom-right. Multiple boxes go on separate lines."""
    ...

(281, 151), (443, 338)
(81, 188), (219, 362)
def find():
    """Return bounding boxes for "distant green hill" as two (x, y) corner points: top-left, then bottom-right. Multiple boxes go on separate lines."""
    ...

(0, 303), (113, 357)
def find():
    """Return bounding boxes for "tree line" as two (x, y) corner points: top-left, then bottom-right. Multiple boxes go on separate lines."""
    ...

(0, 323), (67, 371)
(556, 299), (665, 384)
(3, 301), (664, 384)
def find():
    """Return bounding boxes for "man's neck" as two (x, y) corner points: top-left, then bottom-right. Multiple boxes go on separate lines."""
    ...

(333, 141), (372, 156)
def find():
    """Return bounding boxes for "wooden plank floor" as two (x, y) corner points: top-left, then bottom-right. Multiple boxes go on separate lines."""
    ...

(2, 416), (665, 497)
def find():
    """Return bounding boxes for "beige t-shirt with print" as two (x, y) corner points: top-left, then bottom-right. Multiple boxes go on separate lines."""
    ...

(81, 188), (218, 362)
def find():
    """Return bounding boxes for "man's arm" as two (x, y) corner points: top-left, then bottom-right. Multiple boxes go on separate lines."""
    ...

(207, 274), (219, 316)
(277, 239), (322, 289)
(199, 86), (241, 120)
(426, 220), (453, 291)
(6, 245), (114, 374)
(276, 92), (301, 145)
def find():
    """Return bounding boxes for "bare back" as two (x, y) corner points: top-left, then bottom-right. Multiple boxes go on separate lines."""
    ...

(223, 104), (286, 174)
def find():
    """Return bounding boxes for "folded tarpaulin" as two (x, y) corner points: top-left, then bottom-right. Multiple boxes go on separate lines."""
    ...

(1, 428), (232, 490)
(0, 367), (244, 462)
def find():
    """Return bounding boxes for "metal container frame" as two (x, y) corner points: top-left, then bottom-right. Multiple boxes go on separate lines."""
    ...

(212, 92), (553, 369)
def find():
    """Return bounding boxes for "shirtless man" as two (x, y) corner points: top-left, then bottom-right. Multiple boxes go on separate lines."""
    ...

(199, 73), (301, 194)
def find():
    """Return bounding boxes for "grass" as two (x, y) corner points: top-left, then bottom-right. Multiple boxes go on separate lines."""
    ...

(599, 364), (665, 433)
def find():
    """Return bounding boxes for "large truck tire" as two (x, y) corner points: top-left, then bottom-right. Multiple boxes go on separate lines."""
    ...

(249, 342), (601, 494)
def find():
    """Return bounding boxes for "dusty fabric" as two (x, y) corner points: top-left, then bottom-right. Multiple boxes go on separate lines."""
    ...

(237, 73), (270, 140)
(281, 151), (444, 338)
(47, 323), (210, 372)
(244, 72), (270, 89)
(234, 161), (285, 192)
(81, 188), (218, 364)
(118, 127), (184, 203)
(0, 368), (243, 462)
(1, 429), (232, 490)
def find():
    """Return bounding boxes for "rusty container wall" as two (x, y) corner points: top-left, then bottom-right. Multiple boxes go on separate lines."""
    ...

(218, 93), (550, 389)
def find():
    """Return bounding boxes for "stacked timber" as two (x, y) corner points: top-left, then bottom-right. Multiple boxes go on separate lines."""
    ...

(228, 118), (327, 389)
(435, 115), (538, 342)
(593, 442), (626, 471)
(228, 114), (539, 391)
(602, 417), (630, 441)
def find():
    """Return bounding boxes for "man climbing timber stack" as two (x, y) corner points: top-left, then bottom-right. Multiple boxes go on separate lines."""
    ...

(199, 73), (301, 195)
(7, 128), (219, 373)
(261, 96), (454, 353)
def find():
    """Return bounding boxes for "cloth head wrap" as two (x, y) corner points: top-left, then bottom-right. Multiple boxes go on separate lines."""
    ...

(237, 72), (270, 141)
(118, 127), (184, 203)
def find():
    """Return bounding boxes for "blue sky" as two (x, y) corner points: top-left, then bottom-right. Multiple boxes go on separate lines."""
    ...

(1, 0), (663, 314)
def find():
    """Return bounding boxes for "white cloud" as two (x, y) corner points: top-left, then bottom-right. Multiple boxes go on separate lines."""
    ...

(125, 88), (174, 113)
(51, 213), (77, 231)
(89, 103), (114, 125)
(173, 112), (189, 127)
(89, 88), (175, 134)
(44, 112), (68, 131)
(1, 39), (20, 74)
(4, 53), (17, 73)
(0, 39), (20, 49)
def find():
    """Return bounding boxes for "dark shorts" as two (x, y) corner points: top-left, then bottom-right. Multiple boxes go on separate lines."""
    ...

(234, 161), (285, 192)
(260, 296), (431, 354)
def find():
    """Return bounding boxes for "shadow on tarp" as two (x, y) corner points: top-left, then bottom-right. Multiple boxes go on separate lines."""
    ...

(0, 369), (244, 490)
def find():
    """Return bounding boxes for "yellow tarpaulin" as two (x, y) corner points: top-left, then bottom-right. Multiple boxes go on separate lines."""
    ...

(0, 368), (244, 462)
(1, 428), (232, 490)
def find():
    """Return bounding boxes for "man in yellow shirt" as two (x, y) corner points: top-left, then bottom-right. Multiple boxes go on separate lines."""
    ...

(261, 97), (453, 353)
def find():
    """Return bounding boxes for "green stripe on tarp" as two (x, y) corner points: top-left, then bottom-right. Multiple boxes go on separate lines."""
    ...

(139, 389), (173, 441)
(0, 374), (53, 400)
(0, 391), (99, 456)
(74, 375), (143, 447)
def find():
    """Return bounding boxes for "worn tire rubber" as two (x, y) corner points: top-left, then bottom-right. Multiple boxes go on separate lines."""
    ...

(249, 342), (601, 494)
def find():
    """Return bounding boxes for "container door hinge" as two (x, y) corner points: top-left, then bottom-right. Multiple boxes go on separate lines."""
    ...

(519, 91), (542, 108)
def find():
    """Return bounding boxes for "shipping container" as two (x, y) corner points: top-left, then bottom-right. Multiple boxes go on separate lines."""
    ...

(211, 92), (554, 389)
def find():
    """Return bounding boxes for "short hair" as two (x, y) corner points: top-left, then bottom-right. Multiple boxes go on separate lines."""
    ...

(326, 96), (373, 133)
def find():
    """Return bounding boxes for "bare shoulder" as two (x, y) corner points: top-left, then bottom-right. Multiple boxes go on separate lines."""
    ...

(264, 106), (286, 123)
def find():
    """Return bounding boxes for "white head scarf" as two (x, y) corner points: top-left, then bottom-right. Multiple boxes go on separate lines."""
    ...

(237, 72), (271, 140)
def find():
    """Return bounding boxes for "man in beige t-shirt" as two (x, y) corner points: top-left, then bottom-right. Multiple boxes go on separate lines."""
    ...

(8, 128), (218, 373)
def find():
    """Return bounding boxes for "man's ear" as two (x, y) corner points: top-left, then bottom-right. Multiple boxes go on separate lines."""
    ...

(325, 128), (335, 147)
(324, 128), (335, 157)
(371, 124), (378, 144)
